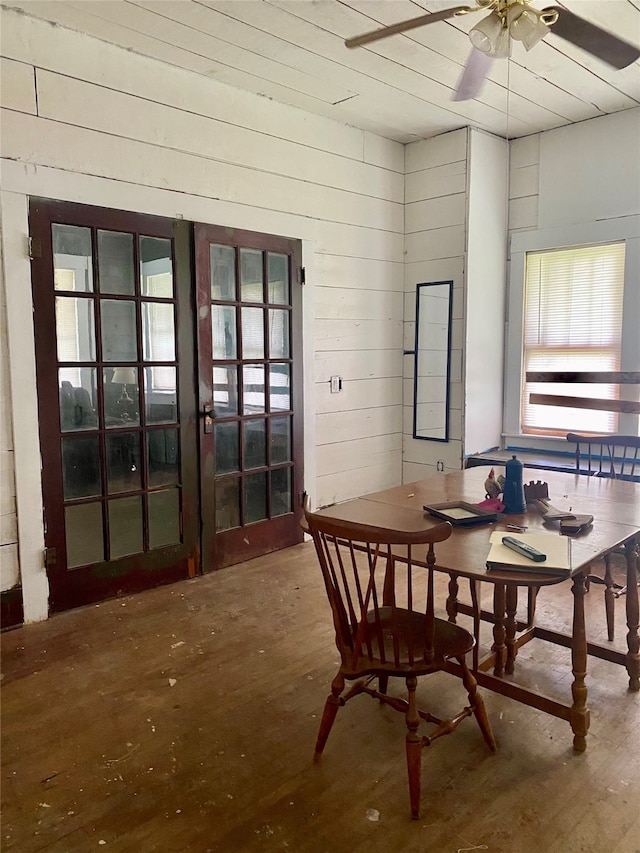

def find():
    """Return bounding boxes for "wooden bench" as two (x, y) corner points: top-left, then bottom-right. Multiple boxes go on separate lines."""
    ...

(465, 448), (586, 474)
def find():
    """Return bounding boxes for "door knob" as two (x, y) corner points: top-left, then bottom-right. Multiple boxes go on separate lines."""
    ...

(201, 404), (213, 434)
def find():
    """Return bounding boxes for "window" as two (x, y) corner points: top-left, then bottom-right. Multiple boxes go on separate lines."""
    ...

(520, 242), (625, 436)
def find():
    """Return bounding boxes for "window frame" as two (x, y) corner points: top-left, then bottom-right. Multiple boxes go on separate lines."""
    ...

(504, 217), (640, 449)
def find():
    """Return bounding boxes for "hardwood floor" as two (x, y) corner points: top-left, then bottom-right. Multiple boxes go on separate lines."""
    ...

(2, 543), (639, 852)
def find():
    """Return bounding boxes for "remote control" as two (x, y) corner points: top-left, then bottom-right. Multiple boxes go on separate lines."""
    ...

(501, 536), (546, 562)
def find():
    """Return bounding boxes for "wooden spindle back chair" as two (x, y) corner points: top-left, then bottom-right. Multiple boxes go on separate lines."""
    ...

(304, 504), (496, 820)
(566, 433), (640, 640)
(566, 433), (640, 481)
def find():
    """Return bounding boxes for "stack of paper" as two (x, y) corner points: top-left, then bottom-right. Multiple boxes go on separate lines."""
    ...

(485, 531), (570, 576)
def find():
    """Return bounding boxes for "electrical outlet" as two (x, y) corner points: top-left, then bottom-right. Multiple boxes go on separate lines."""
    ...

(330, 376), (342, 393)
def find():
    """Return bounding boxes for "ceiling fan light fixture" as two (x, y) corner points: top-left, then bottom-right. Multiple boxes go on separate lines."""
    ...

(469, 11), (510, 57)
(507, 7), (537, 41)
(491, 25), (512, 57)
(506, 5), (550, 50)
(520, 15), (551, 50)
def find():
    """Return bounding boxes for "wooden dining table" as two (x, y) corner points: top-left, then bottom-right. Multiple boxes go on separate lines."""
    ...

(314, 467), (640, 752)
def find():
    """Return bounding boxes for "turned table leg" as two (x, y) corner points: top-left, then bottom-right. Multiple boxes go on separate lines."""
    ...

(470, 579), (480, 672)
(505, 583), (518, 675)
(625, 536), (640, 692)
(570, 572), (590, 753)
(492, 583), (507, 678)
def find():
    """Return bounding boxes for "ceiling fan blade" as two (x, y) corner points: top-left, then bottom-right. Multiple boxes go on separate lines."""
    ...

(543, 6), (640, 69)
(452, 48), (493, 101)
(345, 6), (472, 49)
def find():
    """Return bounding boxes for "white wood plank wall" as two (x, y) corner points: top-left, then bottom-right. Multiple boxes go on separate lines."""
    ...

(314, 257), (404, 505)
(509, 134), (540, 234)
(0, 242), (19, 592)
(402, 129), (468, 483)
(0, 8), (405, 608)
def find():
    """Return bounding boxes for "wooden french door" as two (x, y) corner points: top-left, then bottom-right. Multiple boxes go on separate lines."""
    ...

(195, 224), (304, 570)
(30, 200), (199, 612)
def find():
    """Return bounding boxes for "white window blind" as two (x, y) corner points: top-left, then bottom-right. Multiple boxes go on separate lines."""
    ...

(521, 242), (625, 435)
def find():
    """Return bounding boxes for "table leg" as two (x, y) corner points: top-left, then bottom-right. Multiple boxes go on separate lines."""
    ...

(470, 580), (480, 672)
(505, 584), (518, 675)
(527, 586), (538, 627)
(491, 583), (507, 678)
(625, 537), (640, 692)
(570, 573), (590, 753)
(446, 573), (459, 623)
(603, 555), (617, 643)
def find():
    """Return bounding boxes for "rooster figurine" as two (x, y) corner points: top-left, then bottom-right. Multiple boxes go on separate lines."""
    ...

(484, 467), (505, 499)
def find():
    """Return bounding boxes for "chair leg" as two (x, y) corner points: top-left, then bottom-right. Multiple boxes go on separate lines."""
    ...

(378, 675), (388, 695)
(314, 672), (344, 761)
(405, 675), (422, 820)
(457, 656), (496, 752)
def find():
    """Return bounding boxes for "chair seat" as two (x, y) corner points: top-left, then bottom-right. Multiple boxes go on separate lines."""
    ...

(341, 607), (475, 678)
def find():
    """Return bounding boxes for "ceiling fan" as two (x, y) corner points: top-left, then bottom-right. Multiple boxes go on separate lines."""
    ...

(345, 0), (640, 101)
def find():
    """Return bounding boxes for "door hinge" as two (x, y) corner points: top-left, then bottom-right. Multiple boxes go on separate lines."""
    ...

(300, 267), (306, 286)
(28, 236), (42, 260)
(44, 547), (56, 568)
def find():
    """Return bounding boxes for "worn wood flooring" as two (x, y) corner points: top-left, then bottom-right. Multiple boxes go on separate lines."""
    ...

(2, 542), (639, 853)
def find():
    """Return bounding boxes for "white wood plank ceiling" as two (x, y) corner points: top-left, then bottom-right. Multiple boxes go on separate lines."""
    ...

(3, 0), (639, 142)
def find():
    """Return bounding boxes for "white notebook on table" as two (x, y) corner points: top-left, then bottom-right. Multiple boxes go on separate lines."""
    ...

(486, 531), (570, 576)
